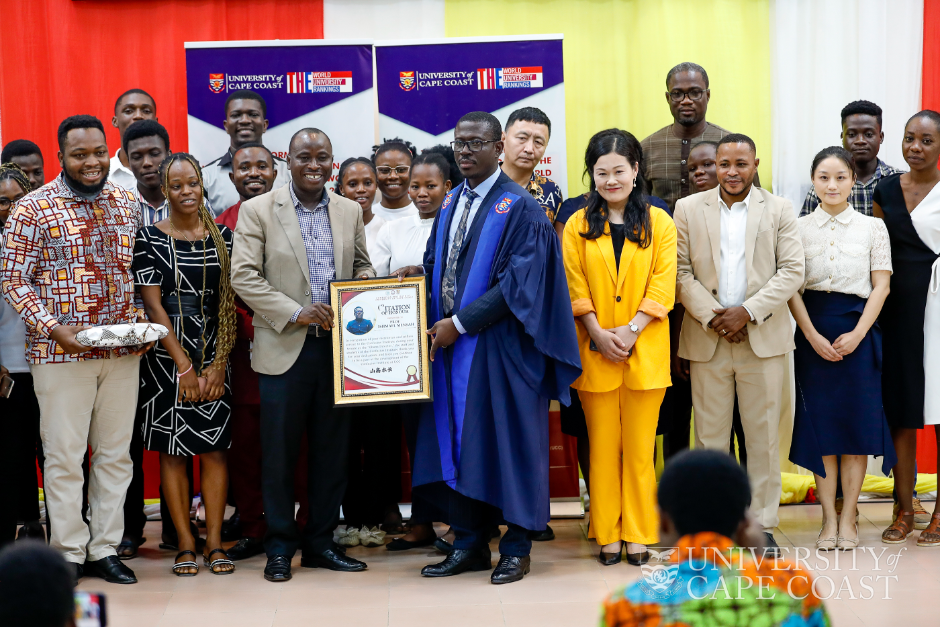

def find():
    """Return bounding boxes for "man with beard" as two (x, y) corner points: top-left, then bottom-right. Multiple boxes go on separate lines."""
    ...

(203, 90), (288, 215)
(109, 89), (158, 192)
(215, 142), (279, 561)
(1, 115), (152, 584)
(0, 140), (45, 191)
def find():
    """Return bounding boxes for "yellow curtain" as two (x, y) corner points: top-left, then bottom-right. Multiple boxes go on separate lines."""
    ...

(445, 0), (773, 195)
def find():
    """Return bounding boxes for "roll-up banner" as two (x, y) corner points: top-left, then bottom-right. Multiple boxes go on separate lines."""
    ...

(184, 39), (374, 184)
(374, 35), (568, 200)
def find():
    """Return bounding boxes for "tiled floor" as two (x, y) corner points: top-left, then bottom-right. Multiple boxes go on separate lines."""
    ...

(80, 501), (940, 627)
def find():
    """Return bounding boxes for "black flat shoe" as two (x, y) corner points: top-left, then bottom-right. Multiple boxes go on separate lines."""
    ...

(421, 547), (491, 577)
(491, 554), (531, 584)
(117, 536), (146, 560)
(264, 555), (292, 582)
(599, 549), (622, 566)
(433, 537), (454, 555)
(221, 511), (242, 542)
(71, 563), (84, 585)
(300, 548), (367, 572)
(763, 532), (780, 557)
(227, 537), (265, 561)
(386, 536), (436, 551)
(626, 551), (650, 566)
(17, 521), (46, 542)
(84, 555), (138, 584)
(529, 525), (555, 542)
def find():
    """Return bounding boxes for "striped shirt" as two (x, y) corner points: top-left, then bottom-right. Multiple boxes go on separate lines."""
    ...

(288, 185), (335, 323)
(799, 159), (902, 217)
(640, 122), (730, 212)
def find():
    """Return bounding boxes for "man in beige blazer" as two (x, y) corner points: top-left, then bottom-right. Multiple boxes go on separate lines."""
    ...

(674, 134), (804, 550)
(231, 128), (375, 582)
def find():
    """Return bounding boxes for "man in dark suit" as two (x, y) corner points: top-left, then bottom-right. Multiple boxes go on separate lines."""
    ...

(392, 112), (580, 584)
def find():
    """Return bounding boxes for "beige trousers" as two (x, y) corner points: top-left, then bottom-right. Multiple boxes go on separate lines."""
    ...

(31, 355), (140, 564)
(690, 336), (787, 531)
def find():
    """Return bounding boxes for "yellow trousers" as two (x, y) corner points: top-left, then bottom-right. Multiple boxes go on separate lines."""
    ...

(580, 385), (665, 545)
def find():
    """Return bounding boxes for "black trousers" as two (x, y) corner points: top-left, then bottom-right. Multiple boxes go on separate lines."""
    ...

(402, 403), (447, 526)
(259, 335), (348, 557)
(343, 405), (402, 528)
(0, 372), (42, 548)
(448, 487), (531, 557)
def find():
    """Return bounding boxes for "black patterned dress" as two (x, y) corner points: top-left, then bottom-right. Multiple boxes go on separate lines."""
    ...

(132, 225), (233, 455)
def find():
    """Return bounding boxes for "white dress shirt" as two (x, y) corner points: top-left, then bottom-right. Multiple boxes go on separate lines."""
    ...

(372, 200), (417, 223)
(363, 214), (387, 269)
(108, 149), (137, 192)
(718, 186), (752, 309)
(372, 213), (435, 277)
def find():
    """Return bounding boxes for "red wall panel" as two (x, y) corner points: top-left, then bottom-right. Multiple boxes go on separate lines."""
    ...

(0, 0), (324, 183)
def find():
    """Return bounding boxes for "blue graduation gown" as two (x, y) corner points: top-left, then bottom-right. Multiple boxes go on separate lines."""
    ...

(412, 171), (581, 531)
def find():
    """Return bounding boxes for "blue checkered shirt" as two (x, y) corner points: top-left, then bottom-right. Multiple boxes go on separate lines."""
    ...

(800, 159), (901, 217)
(288, 184), (335, 323)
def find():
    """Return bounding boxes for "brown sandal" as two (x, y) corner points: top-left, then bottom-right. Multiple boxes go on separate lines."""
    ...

(916, 513), (940, 547)
(882, 511), (915, 544)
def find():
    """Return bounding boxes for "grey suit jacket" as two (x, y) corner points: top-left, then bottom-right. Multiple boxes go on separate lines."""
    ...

(674, 185), (804, 361)
(230, 185), (375, 375)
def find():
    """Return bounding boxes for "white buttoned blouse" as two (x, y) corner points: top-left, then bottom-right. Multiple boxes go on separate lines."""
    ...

(797, 205), (892, 299)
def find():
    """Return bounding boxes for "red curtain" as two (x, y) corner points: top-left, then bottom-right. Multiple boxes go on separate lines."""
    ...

(0, 0), (324, 183)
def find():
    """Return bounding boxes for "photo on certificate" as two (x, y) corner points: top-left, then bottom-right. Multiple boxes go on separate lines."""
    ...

(330, 276), (432, 406)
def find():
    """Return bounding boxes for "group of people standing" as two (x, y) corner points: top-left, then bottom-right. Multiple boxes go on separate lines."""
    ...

(0, 61), (938, 593)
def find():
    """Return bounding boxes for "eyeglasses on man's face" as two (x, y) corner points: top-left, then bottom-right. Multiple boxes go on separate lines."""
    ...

(668, 88), (706, 102)
(450, 139), (499, 153)
(376, 166), (411, 176)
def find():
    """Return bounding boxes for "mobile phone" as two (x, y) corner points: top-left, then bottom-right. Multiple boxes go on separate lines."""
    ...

(0, 374), (13, 399)
(74, 591), (107, 627)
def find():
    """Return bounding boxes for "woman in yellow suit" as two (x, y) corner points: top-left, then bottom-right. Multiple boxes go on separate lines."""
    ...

(563, 129), (677, 566)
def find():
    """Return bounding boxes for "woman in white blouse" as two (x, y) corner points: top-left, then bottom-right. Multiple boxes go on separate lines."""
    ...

(336, 157), (385, 264)
(371, 138), (418, 223)
(787, 147), (895, 551)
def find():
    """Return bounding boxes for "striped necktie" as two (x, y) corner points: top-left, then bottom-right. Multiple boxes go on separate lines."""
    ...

(441, 189), (478, 314)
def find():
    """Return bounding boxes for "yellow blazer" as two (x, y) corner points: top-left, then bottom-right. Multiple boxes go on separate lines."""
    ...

(562, 206), (677, 393)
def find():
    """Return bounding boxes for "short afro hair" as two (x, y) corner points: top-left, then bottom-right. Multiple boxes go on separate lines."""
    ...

(658, 450), (752, 538)
(233, 141), (274, 163)
(666, 62), (709, 89)
(410, 152), (451, 183)
(841, 100), (883, 127)
(57, 115), (106, 151)
(505, 106), (552, 137)
(123, 119), (170, 154)
(456, 111), (502, 140)
(1, 139), (42, 164)
(114, 88), (156, 114)
(717, 133), (757, 155)
(421, 144), (464, 186)
(0, 541), (76, 627)
(225, 89), (267, 118)
(906, 109), (941, 133)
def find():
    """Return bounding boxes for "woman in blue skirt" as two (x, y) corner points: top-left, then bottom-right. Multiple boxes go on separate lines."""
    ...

(788, 146), (896, 550)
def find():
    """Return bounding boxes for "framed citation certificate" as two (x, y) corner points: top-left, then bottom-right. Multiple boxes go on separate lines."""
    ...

(330, 276), (432, 406)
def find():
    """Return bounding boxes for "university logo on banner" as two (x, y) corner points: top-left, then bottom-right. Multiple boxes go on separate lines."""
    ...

(286, 71), (353, 94)
(477, 67), (544, 90)
(209, 74), (225, 93)
(399, 71), (416, 91)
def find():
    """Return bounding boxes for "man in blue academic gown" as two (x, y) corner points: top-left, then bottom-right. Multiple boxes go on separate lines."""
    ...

(392, 111), (581, 584)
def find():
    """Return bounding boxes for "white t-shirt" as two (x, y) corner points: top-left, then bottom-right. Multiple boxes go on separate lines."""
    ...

(372, 214), (436, 277)
(363, 214), (387, 272)
(372, 201), (417, 223)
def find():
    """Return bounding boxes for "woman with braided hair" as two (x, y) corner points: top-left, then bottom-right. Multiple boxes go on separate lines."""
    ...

(132, 153), (237, 575)
(0, 162), (31, 226)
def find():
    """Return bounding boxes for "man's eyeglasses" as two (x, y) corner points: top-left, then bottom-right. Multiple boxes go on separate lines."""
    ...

(450, 139), (499, 153)
(668, 88), (706, 102)
(376, 166), (411, 176)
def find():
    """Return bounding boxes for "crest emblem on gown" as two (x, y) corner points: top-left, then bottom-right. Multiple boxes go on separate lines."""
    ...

(441, 191), (455, 211)
(209, 74), (225, 93)
(399, 71), (416, 91)
(495, 196), (513, 214)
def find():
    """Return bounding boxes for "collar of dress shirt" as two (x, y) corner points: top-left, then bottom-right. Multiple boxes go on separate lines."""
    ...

(460, 167), (501, 205)
(219, 149), (235, 169)
(290, 182), (329, 212)
(812, 204), (856, 227)
(717, 184), (755, 211)
(111, 149), (133, 175)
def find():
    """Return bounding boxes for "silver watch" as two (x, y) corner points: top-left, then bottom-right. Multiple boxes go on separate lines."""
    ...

(628, 321), (640, 334)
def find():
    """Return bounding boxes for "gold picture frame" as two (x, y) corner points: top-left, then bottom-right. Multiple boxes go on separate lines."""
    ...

(330, 276), (432, 406)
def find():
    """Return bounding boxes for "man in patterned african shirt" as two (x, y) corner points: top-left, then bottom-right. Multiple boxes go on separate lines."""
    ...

(601, 451), (830, 627)
(1, 115), (150, 585)
(500, 107), (563, 223)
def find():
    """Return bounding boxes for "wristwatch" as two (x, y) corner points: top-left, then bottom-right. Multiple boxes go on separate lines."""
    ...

(628, 321), (640, 334)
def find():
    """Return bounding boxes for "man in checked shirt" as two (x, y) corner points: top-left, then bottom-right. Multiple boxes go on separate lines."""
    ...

(231, 128), (375, 583)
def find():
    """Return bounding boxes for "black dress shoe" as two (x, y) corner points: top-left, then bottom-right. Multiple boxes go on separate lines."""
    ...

(300, 548), (367, 572)
(529, 525), (555, 542)
(72, 563), (84, 584)
(763, 532), (780, 557)
(421, 547), (491, 577)
(599, 549), (622, 566)
(626, 550), (650, 566)
(386, 535), (436, 551)
(433, 537), (454, 554)
(84, 556), (138, 584)
(264, 555), (292, 582)
(221, 511), (242, 542)
(17, 521), (46, 541)
(491, 555), (530, 584)
(227, 537), (265, 561)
